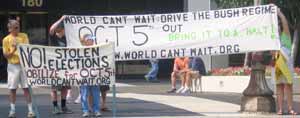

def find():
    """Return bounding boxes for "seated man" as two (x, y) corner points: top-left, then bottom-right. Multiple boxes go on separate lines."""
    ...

(167, 57), (190, 93)
(189, 57), (206, 76)
(188, 57), (206, 91)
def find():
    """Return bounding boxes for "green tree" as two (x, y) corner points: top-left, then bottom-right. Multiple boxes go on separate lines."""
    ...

(214, 0), (253, 8)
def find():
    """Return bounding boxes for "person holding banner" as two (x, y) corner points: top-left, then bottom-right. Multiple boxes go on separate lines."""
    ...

(49, 16), (73, 114)
(79, 34), (102, 117)
(3, 20), (35, 118)
(167, 57), (191, 93)
(273, 7), (297, 115)
(78, 33), (111, 113)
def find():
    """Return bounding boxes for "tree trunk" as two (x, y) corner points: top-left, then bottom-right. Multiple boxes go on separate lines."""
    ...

(254, 0), (261, 5)
(244, 53), (249, 67)
(240, 0), (276, 113)
(292, 28), (299, 61)
(243, 0), (261, 67)
(241, 52), (275, 112)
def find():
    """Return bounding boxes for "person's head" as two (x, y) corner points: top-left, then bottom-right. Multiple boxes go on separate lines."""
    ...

(7, 20), (20, 36)
(80, 34), (95, 46)
(55, 22), (65, 38)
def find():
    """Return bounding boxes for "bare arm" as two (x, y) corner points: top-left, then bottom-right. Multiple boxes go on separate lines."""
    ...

(3, 38), (17, 58)
(278, 8), (291, 37)
(3, 48), (17, 58)
(173, 64), (178, 72)
(182, 59), (190, 72)
(49, 16), (65, 35)
(173, 59), (179, 72)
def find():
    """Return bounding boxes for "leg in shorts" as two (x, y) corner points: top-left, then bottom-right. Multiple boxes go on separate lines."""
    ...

(100, 85), (110, 92)
(7, 64), (28, 89)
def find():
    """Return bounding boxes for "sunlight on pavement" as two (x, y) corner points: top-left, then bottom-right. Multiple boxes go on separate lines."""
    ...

(110, 93), (248, 117)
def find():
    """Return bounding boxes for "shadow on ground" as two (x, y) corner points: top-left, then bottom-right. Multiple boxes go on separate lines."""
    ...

(0, 94), (201, 118)
(116, 77), (300, 114)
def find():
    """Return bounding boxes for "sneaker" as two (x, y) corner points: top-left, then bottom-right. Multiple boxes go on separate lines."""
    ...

(52, 107), (62, 114)
(94, 112), (102, 117)
(144, 75), (149, 81)
(8, 110), (16, 118)
(61, 107), (73, 114)
(66, 95), (72, 104)
(101, 107), (111, 112)
(167, 88), (176, 93)
(176, 87), (185, 93)
(74, 96), (81, 104)
(181, 87), (190, 94)
(27, 111), (36, 118)
(82, 112), (89, 117)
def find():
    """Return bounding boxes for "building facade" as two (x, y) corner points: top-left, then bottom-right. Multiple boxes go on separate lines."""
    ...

(0, 0), (186, 81)
(1, 0), (266, 82)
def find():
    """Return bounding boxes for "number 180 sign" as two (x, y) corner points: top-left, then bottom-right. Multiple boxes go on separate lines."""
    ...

(22, 0), (43, 7)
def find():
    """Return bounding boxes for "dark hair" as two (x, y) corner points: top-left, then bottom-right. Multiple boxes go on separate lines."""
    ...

(57, 22), (64, 29)
(278, 16), (283, 32)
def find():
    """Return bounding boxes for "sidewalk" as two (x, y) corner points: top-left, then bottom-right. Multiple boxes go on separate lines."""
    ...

(0, 78), (299, 118)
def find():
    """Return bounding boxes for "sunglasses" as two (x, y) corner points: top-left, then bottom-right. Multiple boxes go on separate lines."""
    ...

(85, 35), (96, 41)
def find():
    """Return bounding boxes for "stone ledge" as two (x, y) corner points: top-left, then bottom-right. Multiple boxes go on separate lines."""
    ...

(241, 96), (276, 112)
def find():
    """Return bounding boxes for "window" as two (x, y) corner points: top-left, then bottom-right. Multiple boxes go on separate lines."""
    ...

(24, 13), (47, 45)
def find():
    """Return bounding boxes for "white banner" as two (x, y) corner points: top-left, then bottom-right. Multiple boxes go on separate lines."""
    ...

(64, 5), (280, 61)
(17, 43), (115, 86)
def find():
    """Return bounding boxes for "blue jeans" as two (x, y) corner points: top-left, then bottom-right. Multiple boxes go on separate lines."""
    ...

(145, 60), (159, 80)
(80, 86), (100, 113)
